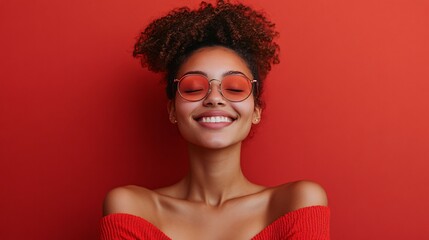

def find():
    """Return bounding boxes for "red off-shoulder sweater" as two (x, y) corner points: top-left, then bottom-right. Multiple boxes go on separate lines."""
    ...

(99, 205), (330, 240)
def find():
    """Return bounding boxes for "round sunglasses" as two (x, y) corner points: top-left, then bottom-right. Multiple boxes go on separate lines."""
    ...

(174, 73), (257, 102)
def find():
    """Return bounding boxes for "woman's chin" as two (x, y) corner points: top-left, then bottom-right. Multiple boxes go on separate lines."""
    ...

(188, 138), (242, 150)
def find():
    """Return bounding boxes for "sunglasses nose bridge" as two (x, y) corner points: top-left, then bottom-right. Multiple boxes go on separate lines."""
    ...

(204, 79), (225, 100)
(207, 79), (222, 93)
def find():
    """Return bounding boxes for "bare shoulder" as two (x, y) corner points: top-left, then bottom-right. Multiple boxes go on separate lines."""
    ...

(271, 180), (328, 213)
(287, 180), (328, 207)
(103, 185), (156, 216)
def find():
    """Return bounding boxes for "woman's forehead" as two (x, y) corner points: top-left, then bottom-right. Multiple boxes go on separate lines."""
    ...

(177, 46), (253, 79)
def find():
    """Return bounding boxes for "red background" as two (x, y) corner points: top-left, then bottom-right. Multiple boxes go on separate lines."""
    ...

(1, 0), (428, 239)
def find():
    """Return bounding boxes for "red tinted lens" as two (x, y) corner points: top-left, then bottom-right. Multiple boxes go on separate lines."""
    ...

(178, 75), (209, 101)
(221, 75), (252, 101)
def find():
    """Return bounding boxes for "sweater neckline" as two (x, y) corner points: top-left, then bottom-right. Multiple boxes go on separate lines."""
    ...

(102, 205), (329, 239)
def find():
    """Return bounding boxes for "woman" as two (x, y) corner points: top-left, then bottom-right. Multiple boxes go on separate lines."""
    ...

(100, 1), (330, 239)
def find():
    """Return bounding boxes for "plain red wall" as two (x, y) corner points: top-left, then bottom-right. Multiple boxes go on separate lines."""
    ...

(1, 0), (428, 239)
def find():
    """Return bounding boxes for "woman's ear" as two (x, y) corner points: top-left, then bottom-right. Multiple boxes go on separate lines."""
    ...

(252, 106), (262, 124)
(167, 100), (177, 124)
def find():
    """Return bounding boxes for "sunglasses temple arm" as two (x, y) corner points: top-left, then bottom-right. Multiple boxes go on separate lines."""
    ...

(253, 80), (259, 96)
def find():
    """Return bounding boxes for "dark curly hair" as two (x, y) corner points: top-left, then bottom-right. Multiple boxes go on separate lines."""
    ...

(133, 0), (280, 107)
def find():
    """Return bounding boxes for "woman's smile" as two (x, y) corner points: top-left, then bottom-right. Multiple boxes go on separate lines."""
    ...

(193, 110), (237, 129)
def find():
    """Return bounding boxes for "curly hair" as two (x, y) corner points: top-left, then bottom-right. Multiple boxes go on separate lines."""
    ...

(133, 0), (280, 107)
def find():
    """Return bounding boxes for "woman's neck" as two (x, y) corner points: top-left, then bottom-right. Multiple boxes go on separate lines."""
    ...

(180, 142), (257, 207)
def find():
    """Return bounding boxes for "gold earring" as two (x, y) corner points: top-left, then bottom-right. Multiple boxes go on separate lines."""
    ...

(253, 118), (260, 124)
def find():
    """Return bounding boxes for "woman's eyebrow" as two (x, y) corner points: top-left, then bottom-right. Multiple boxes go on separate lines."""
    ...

(222, 70), (245, 76)
(182, 70), (207, 76)
(181, 70), (248, 78)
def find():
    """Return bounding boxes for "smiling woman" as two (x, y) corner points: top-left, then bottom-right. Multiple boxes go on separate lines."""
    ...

(100, 1), (329, 239)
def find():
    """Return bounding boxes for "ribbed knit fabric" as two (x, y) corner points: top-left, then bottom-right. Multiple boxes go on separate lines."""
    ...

(99, 206), (330, 240)
(252, 206), (330, 240)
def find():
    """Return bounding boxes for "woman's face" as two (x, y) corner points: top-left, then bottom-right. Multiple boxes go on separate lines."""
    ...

(169, 46), (261, 149)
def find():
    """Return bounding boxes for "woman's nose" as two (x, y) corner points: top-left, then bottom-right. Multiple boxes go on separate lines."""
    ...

(203, 80), (226, 106)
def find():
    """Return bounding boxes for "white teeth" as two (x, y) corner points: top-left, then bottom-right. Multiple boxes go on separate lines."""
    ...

(200, 116), (232, 123)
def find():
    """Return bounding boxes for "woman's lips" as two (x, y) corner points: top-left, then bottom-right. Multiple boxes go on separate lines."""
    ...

(196, 117), (234, 129)
(193, 110), (237, 120)
(193, 111), (236, 129)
